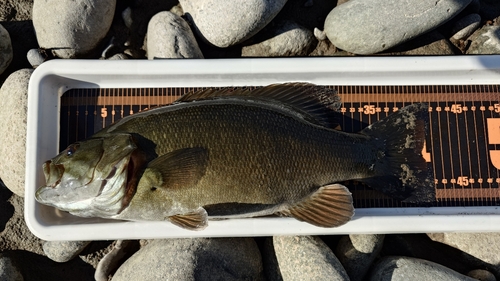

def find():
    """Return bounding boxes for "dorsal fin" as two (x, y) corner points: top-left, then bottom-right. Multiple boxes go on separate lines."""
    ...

(176, 83), (341, 128)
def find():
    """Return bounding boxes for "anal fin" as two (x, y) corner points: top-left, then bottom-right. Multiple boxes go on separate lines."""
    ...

(280, 184), (354, 228)
(168, 207), (208, 231)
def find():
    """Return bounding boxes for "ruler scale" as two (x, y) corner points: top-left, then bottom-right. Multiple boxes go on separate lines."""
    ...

(59, 84), (500, 209)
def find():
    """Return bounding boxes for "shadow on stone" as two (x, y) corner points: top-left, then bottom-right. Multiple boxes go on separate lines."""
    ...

(380, 234), (500, 280)
(9, 250), (96, 281)
(0, 20), (38, 84)
(0, 179), (14, 233)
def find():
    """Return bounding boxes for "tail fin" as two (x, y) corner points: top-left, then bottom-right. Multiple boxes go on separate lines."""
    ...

(358, 103), (435, 203)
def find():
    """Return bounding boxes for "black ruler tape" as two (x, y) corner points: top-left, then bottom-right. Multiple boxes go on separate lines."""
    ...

(59, 85), (500, 208)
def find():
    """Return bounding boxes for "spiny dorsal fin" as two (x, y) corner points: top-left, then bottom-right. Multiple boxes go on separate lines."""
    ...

(176, 83), (341, 128)
(168, 207), (208, 230)
(279, 183), (354, 228)
(147, 147), (209, 190)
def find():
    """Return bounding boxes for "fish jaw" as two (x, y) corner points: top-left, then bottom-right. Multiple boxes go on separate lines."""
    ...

(35, 155), (132, 217)
(35, 133), (140, 218)
(42, 160), (64, 188)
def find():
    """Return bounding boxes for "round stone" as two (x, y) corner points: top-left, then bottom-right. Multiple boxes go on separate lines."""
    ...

(112, 238), (263, 281)
(33, 0), (116, 58)
(324, 0), (472, 54)
(242, 20), (316, 57)
(179, 0), (287, 48)
(146, 11), (204, 59)
(43, 241), (91, 263)
(0, 69), (34, 197)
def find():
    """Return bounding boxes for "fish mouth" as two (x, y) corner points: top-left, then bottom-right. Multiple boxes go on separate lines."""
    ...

(42, 160), (65, 188)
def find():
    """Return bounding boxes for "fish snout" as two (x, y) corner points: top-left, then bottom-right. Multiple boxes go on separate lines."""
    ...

(43, 160), (65, 188)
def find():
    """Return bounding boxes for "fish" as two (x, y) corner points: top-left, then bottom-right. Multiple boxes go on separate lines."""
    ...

(35, 83), (435, 231)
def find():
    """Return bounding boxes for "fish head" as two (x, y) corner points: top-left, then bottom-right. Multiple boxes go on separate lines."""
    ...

(35, 133), (138, 217)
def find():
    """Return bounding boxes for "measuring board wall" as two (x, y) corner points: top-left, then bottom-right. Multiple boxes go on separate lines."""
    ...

(59, 85), (500, 209)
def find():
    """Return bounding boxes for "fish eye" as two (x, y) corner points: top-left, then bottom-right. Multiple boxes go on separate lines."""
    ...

(66, 144), (80, 157)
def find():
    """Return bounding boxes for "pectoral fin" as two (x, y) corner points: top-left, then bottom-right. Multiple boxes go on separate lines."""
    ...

(168, 207), (208, 230)
(147, 147), (208, 190)
(279, 184), (354, 228)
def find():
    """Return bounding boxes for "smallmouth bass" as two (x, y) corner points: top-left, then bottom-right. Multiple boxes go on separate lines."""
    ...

(35, 83), (435, 230)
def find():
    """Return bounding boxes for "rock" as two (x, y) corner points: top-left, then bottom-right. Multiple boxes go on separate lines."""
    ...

(107, 53), (129, 60)
(242, 20), (316, 57)
(180, 0), (287, 48)
(33, 0), (116, 58)
(451, 13), (481, 40)
(122, 7), (133, 29)
(0, 24), (13, 75)
(95, 240), (140, 281)
(0, 0), (33, 21)
(273, 236), (349, 281)
(0, 253), (23, 281)
(335, 234), (385, 281)
(428, 233), (500, 265)
(324, 0), (472, 54)
(0, 69), (33, 197)
(43, 241), (92, 263)
(467, 269), (496, 281)
(112, 238), (263, 281)
(385, 30), (457, 55)
(26, 49), (45, 68)
(370, 256), (477, 281)
(146, 11), (204, 59)
(466, 25), (500, 54)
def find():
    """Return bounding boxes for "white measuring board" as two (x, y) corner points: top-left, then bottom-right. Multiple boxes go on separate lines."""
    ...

(25, 56), (500, 240)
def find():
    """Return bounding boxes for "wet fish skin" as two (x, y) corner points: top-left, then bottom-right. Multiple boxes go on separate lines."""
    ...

(35, 83), (434, 230)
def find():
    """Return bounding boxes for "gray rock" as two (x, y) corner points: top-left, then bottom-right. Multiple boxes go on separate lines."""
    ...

(107, 53), (129, 60)
(467, 269), (496, 281)
(180, 0), (288, 48)
(0, 0), (33, 21)
(466, 25), (500, 54)
(335, 234), (384, 281)
(314, 28), (327, 41)
(26, 48), (45, 68)
(370, 256), (477, 281)
(112, 238), (263, 281)
(0, 69), (33, 197)
(0, 253), (23, 281)
(95, 240), (140, 281)
(324, 0), (472, 54)
(146, 11), (204, 59)
(242, 21), (316, 57)
(273, 236), (349, 281)
(428, 233), (500, 265)
(43, 241), (91, 263)
(451, 13), (481, 40)
(386, 30), (457, 55)
(33, 0), (116, 58)
(0, 24), (13, 75)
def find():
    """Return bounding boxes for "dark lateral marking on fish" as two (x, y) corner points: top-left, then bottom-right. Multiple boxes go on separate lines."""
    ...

(203, 202), (278, 217)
